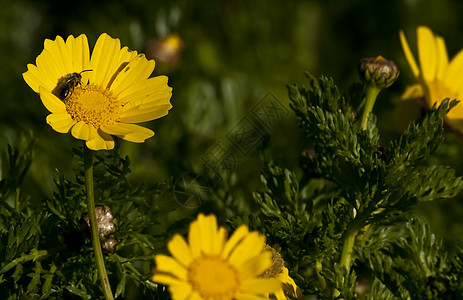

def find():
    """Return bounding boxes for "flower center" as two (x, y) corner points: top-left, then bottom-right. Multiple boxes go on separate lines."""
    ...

(65, 84), (121, 128)
(188, 255), (240, 300)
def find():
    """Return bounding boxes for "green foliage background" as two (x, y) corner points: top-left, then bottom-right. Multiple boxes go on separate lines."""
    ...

(2, 0), (463, 299)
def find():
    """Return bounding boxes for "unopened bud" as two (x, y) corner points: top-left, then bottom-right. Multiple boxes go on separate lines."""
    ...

(358, 56), (399, 89)
(102, 237), (118, 254)
(81, 205), (116, 238)
(144, 34), (184, 68)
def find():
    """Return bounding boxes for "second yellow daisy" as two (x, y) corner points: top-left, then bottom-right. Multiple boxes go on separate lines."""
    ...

(400, 26), (463, 130)
(152, 214), (280, 300)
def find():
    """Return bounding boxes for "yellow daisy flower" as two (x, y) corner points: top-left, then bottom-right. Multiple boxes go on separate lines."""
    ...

(23, 33), (173, 150)
(400, 26), (463, 130)
(261, 245), (302, 300)
(152, 214), (280, 300)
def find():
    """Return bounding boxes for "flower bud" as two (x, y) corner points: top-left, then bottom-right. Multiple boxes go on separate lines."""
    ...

(81, 205), (116, 238)
(358, 56), (399, 89)
(102, 237), (118, 254)
(144, 34), (184, 68)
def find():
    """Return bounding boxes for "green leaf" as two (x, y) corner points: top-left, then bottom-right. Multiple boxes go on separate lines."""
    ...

(115, 274), (127, 298)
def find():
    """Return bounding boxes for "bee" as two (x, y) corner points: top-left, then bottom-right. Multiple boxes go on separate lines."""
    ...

(52, 69), (92, 100)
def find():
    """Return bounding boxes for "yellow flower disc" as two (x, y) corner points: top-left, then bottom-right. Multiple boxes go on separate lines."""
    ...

(66, 84), (120, 128)
(188, 256), (239, 300)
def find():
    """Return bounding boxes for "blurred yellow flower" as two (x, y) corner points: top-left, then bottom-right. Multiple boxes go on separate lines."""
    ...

(400, 26), (463, 130)
(145, 33), (184, 66)
(262, 245), (303, 300)
(23, 33), (172, 150)
(151, 214), (280, 300)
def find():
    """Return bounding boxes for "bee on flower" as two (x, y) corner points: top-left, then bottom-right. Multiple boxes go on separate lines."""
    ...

(23, 33), (173, 150)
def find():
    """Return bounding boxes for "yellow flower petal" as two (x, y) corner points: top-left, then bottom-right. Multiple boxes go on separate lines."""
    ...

(100, 123), (154, 143)
(189, 291), (203, 300)
(235, 293), (269, 300)
(221, 225), (249, 260)
(187, 216), (202, 258)
(229, 232), (266, 266)
(36, 49), (65, 91)
(154, 254), (188, 281)
(38, 86), (66, 114)
(85, 130), (115, 151)
(167, 234), (193, 267)
(119, 104), (172, 123)
(168, 283), (193, 300)
(117, 75), (170, 102)
(119, 46), (139, 63)
(23, 63), (54, 94)
(239, 251), (273, 279)
(66, 34), (91, 76)
(443, 49), (463, 93)
(435, 36), (449, 80)
(277, 267), (303, 299)
(198, 213), (217, 254)
(399, 29), (420, 78)
(417, 26), (438, 82)
(401, 84), (424, 100)
(44, 36), (73, 75)
(110, 54), (155, 94)
(90, 33), (122, 88)
(151, 273), (183, 286)
(71, 121), (97, 141)
(118, 77), (172, 123)
(211, 227), (227, 256)
(240, 278), (280, 295)
(46, 113), (76, 133)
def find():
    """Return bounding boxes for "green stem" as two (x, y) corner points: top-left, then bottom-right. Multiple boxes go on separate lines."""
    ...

(15, 187), (20, 213)
(360, 86), (381, 130)
(315, 260), (326, 291)
(339, 227), (357, 270)
(340, 207), (358, 271)
(84, 146), (114, 300)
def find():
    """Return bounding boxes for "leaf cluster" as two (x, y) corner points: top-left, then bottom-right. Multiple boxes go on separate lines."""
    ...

(241, 73), (463, 298)
(0, 146), (177, 299)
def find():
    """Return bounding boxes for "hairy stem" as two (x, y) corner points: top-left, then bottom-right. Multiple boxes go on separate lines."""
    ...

(84, 146), (114, 300)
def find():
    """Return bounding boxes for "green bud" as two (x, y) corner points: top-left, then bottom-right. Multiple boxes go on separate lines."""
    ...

(358, 56), (400, 89)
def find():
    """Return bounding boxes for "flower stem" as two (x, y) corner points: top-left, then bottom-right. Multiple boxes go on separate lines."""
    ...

(339, 207), (358, 272)
(15, 187), (21, 213)
(360, 86), (381, 130)
(339, 227), (357, 270)
(83, 146), (114, 300)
